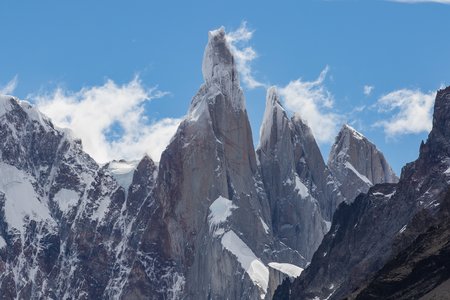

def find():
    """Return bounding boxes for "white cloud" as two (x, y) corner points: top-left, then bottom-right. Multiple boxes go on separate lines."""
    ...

(225, 22), (265, 89)
(374, 89), (435, 136)
(278, 66), (342, 143)
(32, 77), (182, 163)
(363, 85), (374, 96)
(390, 0), (450, 3)
(0, 75), (18, 95)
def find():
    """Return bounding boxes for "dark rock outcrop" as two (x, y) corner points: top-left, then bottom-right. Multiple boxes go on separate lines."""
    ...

(281, 86), (450, 300)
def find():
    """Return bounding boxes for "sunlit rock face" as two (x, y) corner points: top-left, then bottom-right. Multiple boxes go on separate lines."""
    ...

(120, 28), (305, 299)
(0, 28), (388, 299)
(328, 124), (398, 204)
(257, 87), (340, 262)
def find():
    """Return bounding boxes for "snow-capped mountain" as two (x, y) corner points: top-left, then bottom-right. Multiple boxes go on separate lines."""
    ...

(0, 94), (132, 299)
(328, 124), (398, 203)
(276, 86), (450, 300)
(0, 27), (401, 299)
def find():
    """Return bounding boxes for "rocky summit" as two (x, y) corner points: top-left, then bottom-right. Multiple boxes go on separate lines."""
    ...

(0, 28), (403, 300)
(328, 124), (398, 204)
(275, 86), (450, 300)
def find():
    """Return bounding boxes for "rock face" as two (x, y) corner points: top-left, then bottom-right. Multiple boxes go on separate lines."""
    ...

(278, 86), (450, 300)
(0, 29), (313, 300)
(0, 95), (149, 299)
(257, 88), (341, 261)
(0, 27), (400, 299)
(354, 195), (450, 300)
(114, 28), (309, 299)
(121, 27), (270, 299)
(328, 124), (398, 203)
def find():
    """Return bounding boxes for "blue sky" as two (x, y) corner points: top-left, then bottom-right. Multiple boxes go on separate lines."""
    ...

(1, 1), (449, 174)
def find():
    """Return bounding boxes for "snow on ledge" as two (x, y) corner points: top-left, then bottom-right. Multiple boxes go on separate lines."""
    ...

(343, 124), (365, 140)
(295, 175), (310, 198)
(107, 160), (139, 193)
(268, 262), (304, 278)
(0, 162), (55, 235)
(345, 162), (372, 186)
(259, 217), (269, 234)
(221, 230), (269, 298)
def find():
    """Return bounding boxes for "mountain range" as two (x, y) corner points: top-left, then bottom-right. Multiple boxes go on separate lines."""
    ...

(1, 27), (445, 300)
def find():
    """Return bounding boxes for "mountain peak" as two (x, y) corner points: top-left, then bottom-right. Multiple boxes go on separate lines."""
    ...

(0, 95), (56, 133)
(328, 124), (398, 203)
(429, 86), (450, 143)
(259, 87), (288, 149)
(341, 124), (365, 141)
(415, 85), (450, 164)
(188, 27), (244, 121)
(202, 27), (237, 83)
(266, 86), (282, 107)
(0, 95), (15, 116)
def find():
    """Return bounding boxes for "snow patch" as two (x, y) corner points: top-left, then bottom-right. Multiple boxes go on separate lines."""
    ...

(54, 189), (79, 213)
(0, 236), (6, 249)
(0, 162), (55, 234)
(92, 196), (112, 222)
(221, 230), (269, 296)
(268, 262), (303, 278)
(399, 224), (407, 233)
(372, 190), (396, 199)
(259, 217), (269, 234)
(345, 162), (372, 186)
(385, 191), (396, 199)
(444, 166), (450, 175)
(187, 89), (220, 123)
(344, 124), (365, 140)
(208, 196), (237, 227)
(107, 160), (138, 193)
(324, 221), (332, 232)
(294, 175), (310, 198)
(167, 273), (185, 300)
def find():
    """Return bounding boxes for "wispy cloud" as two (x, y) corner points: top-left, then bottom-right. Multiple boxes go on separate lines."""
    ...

(225, 22), (265, 89)
(278, 66), (342, 143)
(373, 89), (435, 136)
(363, 85), (374, 96)
(32, 77), (182, 163)
(0, 75), (18, 95)
(390, 0), (450, 4)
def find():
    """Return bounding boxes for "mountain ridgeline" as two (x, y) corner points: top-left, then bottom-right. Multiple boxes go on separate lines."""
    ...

(0, 27), (419, 299)
(275, 86), (450, 299)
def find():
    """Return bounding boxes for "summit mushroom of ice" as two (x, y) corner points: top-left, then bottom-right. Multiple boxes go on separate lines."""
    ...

(202, 27), (238, 84)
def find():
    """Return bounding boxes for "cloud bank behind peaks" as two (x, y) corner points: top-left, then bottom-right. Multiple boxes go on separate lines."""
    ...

(33, 77), (182, 163)
(374, 89), (435, 137)
(279, 66), (342, 143)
